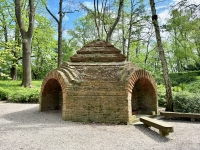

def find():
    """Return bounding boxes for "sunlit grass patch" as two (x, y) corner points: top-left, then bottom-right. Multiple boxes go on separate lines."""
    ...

(0, 80), (42, 103)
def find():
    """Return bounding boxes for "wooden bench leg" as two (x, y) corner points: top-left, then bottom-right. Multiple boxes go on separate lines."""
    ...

(191, 118), (195, 122)
(143, 124), (151, 128)
(159, 130), (169, 136)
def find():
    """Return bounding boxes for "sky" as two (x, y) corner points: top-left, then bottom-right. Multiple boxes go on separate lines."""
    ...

(46, 0), (200, 38)
(156, 0), (200, 24)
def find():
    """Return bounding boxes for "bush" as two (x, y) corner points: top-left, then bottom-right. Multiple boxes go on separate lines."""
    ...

(0, 80), (41, 103)
(0, 87), (9, 100)
(169, 72), (198, 86)
(157, 84), (166, 107)
(10, 89), (40, 103)
(153, 74), (164, 85)
(173, 92), (200, 113)
(186, 77), (200, 93)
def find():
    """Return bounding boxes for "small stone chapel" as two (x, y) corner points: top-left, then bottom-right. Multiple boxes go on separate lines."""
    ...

(40, 40), (158, 124)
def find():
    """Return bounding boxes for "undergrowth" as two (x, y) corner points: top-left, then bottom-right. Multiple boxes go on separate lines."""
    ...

(0, 80), (42, 103)
(157, 74), (200, 113)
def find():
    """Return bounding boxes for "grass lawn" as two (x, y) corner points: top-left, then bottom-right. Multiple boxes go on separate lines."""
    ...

(0, 80), (42, 103)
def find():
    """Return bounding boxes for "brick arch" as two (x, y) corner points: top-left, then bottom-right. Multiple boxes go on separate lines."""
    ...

(40, 70), (69, 111)
(126, 69), (157, 94)
(126, 69), (158, 120)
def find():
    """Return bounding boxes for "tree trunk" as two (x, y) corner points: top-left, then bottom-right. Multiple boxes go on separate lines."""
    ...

(10, 65), (17, 80)
(45, 0), (63, 67)
(121, 9), (126, 55)
(10, 22), (21, 80)
(15, 0), (35, 87)
(21, 38), (32, 86)
(57, 0), (63, 67)
(126, 0), (134, 61)
(149, 0), (173, 111)
(145, 41), (150, 64)
(94, 0), (101, 39)
(2, 13), (8, 43)
(105, 0), (124, 42)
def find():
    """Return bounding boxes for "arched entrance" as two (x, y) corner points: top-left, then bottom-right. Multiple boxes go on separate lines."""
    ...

(40, 78), (63, 111)
(131, 77), (157, 115)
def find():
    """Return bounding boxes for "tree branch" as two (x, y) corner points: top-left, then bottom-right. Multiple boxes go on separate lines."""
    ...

(14, 0), (26, 36)
(45, 4), (59, 24)
(27, 0), (35, 38)
(106, 0), (124, 42)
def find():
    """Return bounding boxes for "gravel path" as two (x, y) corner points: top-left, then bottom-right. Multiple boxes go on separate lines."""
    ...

(0, 102), (200, 150)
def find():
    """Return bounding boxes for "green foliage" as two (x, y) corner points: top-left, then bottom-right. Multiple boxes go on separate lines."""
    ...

(172, 86), (182, 92)
(31, 14), (57, 79)
(186, 76), (200, 93)
(0, 87), (9, 100)
(157, 71), (200, 113)
(154, 74), (164, 85)
(169, 71), (199, 86)
(173, 92), (200, 113)
(0, 80), (42, 103)
(184, 63), (200, 71)
(0, 42), (20, 79)
(157, 84), (166, 107)
(0, 0), (57, 80)
(68, 13), (98, 46)
(166, 8), (200, 72)
(62, 40), (75, 62)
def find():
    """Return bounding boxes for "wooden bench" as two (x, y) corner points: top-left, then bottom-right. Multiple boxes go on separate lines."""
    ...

(160, 111), (200, 122)
(140, 117), (174, 136)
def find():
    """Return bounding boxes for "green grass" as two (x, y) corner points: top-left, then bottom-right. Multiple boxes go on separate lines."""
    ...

(0, 80), (42, 103)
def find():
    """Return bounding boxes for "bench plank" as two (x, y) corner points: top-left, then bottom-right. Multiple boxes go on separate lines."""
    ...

(140, 117), (174, 136)
(160, 112), (200, 122)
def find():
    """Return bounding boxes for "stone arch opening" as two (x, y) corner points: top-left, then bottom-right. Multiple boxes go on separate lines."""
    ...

(40, 78), (63, 111)
(131, 77), (157, 115)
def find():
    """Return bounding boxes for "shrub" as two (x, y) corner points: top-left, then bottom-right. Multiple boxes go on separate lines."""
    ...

(173, 92), (200, 113)
(157, 84), (166, 107)
(169, 72), (198, 86)
(172, 86), (182, 92)
(0, 87), (8, 100)
(0, 80), (41, 103)
(10, 89), (40, 103)
(153, 74), (164, 85)
(186, 77), (200, 93)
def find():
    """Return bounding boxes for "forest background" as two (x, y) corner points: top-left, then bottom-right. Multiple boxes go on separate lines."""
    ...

(0, 0), (200, 113)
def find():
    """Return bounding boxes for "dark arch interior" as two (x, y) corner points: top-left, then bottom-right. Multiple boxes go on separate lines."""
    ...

(41, 79), (63, 111)
(131, 77), (157, 115)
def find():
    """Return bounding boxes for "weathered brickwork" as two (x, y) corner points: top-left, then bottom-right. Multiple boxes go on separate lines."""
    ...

(40, 40), (158, 124)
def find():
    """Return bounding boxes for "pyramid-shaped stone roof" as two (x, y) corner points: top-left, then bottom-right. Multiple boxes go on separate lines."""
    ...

(70, 40), (126, 62)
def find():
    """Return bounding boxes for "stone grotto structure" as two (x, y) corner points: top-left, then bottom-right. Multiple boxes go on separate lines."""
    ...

(40, 40), (158, 124)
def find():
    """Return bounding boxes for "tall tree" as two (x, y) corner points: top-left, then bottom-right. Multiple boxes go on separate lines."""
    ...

(125, 0), (147, 61)
(43, 0), (78, 67)
(166, 8), (199, 72)
(44, 0), (63, 67)
(15, 0), (35, 87)
(81, 0), (124, 42)
(104, 0), (124, 42)
(149, 0), (173, 111)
